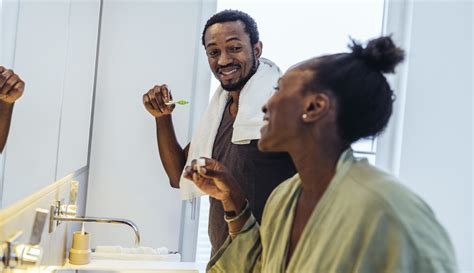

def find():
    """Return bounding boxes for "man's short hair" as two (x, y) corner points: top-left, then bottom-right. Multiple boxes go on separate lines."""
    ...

(201, 9), (260, 47)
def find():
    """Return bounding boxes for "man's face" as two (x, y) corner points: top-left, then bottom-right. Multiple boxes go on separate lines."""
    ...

(204, 20), (262, 91)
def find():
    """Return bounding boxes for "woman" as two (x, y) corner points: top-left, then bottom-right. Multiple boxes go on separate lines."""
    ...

(184, 36), (457, 272)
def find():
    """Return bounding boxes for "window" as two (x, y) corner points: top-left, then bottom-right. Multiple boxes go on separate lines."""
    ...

(197, 0), (385, 262)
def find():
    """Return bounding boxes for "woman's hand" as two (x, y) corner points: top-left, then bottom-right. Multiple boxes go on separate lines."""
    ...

(183, 157), (234, 200)
(184, 158), (249, 235)
(183, 157), (246, 213)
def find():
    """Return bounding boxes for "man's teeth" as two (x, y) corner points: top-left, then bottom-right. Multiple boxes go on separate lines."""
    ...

(221, 69), (237, 75)
(263, 120), (269, 125)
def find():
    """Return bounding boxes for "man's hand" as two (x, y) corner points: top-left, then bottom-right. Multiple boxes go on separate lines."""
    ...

(143, 84), (175, 118)
(0, 66), (25, 104)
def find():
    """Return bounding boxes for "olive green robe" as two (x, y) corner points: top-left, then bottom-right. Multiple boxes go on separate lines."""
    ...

(207, 150), (457, 273)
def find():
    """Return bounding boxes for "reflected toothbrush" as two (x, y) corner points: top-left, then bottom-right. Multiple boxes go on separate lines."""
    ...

(165, 99), (189, 106)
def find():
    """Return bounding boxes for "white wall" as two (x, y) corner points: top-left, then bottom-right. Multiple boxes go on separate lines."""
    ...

(379, 1), (473, 271)
(86, 0), (212, 253)
(2, 0), (70, 206)
(56, 0), (100, 179)
(1, 0), (99, 207)
(0, 0), (20, 207)
(471, 2), (474, 267)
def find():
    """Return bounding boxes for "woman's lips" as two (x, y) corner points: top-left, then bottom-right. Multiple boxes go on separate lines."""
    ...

(260, 118), (269, 134)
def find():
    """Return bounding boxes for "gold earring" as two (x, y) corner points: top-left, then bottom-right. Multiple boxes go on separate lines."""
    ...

(302, 114), (308, 119)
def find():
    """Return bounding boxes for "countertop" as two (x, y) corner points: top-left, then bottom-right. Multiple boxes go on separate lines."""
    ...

(45, 259), (207, 273)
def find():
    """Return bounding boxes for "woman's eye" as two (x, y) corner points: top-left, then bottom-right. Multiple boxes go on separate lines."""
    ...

(273, 85), (280, 91)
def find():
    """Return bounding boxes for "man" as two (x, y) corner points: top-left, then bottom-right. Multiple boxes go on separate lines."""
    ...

(143, 10), (296, 254)
(0, 66), (25, 153)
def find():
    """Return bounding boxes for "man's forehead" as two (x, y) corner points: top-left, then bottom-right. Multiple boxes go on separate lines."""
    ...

(204, 20), (249, 46)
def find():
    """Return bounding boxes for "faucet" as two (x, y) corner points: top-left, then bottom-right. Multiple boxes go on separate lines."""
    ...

(49, 200), (141, 247)
(1, 208), (49, 270)
(52, 215), (141, 247)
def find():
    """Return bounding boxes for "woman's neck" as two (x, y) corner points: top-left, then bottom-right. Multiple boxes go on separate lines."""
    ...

(289, 136), (346, 196)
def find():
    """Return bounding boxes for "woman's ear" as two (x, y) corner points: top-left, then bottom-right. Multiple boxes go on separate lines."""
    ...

(301, 92), (331, 123)
(254, 41), (263, 58)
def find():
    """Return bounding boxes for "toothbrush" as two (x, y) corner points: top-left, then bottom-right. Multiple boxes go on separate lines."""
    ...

(81, 223), (86, 235)
(164, 99), (189, 106)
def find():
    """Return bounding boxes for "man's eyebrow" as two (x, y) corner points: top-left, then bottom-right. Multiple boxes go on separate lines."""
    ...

(225, 37), (242, 43)
(206, 36), (243, 48)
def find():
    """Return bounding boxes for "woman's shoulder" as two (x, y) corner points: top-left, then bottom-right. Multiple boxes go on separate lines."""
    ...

(341, 159), (455, 262)
(345, 159), (426, 210)
(333, 159), (444, 242)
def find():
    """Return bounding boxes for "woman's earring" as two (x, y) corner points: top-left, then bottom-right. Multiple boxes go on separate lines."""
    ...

(302, 114), (308, 119)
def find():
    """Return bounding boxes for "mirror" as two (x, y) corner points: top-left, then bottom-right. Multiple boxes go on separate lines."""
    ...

(0, 0), (100, 207)
(0, 0), (384, 208)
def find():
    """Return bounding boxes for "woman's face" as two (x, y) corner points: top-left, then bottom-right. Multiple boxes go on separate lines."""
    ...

(258, 68), (311, 152)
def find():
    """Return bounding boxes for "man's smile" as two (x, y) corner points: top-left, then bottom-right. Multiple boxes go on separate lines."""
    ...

(218, 65), (241, 80)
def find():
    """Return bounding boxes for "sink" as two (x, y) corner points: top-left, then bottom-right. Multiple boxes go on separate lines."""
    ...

(43, 246), (206, 273)
(46, 260), (206, 273)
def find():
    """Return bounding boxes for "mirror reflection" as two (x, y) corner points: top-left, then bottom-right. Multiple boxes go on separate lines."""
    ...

(0, 66), (24, 154)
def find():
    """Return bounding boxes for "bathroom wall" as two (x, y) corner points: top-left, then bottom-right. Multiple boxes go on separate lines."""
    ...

(378, 1), (473, 272)
(85, 0), (213, 258)
(472, 2), (474, 267)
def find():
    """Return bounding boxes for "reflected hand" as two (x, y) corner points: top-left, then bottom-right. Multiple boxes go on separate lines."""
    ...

(183, 157), (239, 201)
(143, 84), (175, 118)
(0, 66), (25, 104)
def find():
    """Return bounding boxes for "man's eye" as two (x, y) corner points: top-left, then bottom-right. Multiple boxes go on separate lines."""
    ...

(207, 50), (219, 57)
(230, 46), (241, 52)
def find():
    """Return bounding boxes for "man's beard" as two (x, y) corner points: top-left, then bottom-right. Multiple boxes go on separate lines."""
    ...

(220, 54), (259, 91)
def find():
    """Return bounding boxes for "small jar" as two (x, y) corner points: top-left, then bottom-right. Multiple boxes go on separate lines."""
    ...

(69, 231), (91, 265)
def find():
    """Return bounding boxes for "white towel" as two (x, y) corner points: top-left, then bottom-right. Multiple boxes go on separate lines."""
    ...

(92, 246), (180, 261)
(95, 246), (169, 255)
(91, 252), (181, 262)
(179, 58), (281, 200)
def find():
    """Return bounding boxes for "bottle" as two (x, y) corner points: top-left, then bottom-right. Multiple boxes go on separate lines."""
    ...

(69, 223), (91, 265)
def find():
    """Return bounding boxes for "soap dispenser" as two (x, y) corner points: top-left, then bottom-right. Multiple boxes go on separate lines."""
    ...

(69, 223), (91, 265)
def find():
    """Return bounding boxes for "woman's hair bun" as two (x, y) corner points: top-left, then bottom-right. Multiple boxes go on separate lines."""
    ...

(349, 36), (405, 73)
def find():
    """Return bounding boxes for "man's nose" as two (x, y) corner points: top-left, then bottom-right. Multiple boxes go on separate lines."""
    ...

(217, 51), (232, 66)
